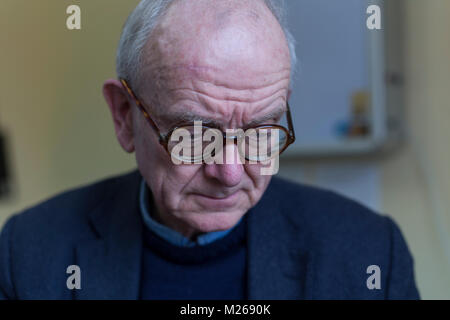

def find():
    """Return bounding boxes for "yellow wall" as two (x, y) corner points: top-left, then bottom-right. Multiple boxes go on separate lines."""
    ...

(0, 0), (449, 298)
(382, 0), (450, 298)
(0, 0), (140, 224)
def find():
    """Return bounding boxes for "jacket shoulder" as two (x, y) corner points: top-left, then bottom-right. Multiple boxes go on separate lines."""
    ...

(0, 170), (141, 299)
(2, 170), (140, 243)
(270, 176), (389, 238)
(268, 177), (419, 299)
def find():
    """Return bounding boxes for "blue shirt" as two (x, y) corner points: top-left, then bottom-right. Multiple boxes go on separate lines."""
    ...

(139, 179), (239, 247)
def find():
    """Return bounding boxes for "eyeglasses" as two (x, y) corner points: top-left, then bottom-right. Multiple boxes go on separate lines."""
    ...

(120, 78), (296, 163)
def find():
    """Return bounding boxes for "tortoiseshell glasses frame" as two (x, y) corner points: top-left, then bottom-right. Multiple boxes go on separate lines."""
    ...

(120, 78), (296, 161)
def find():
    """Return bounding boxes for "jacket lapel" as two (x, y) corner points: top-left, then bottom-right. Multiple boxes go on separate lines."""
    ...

(74, 171), (143, 300)
(72, 171), (314, 299)
(247, 179), (315, 300)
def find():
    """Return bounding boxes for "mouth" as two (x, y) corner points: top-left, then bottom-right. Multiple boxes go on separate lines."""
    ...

(191, 191), (240, 207)
(197, 192), (238, 200)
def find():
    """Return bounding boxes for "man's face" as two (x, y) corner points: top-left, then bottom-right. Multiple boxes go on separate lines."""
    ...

(127, 0), (291, 237)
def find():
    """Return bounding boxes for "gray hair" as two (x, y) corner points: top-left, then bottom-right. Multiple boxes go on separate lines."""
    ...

(116, 0), (297, 92)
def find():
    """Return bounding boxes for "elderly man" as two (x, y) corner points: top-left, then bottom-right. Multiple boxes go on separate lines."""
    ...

(0, 0), (419, 299)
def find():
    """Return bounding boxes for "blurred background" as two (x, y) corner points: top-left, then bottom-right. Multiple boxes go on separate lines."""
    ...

(0, 0), (449, 299)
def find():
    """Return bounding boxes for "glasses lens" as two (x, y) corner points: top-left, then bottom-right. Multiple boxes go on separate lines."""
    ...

(168, 125), (289, 163)
(240, 127), (287, 161)
(168, 126), (221, 163)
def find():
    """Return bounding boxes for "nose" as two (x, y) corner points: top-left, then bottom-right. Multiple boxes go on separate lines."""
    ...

(203, 143), (244, 187)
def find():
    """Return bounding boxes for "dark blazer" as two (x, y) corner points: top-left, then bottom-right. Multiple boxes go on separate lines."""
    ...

(0, 170), (420, 299)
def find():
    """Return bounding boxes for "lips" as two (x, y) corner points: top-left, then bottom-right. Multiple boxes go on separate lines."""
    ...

(194, 192), (238, 200)
(191, 191), (240, 205)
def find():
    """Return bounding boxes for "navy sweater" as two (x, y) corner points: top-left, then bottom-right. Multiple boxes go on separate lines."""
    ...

(140, 215), (248, 300)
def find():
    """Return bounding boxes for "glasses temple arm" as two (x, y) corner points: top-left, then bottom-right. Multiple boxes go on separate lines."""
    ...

(120, 79), (166, 144)
(286, 102), (296, 142)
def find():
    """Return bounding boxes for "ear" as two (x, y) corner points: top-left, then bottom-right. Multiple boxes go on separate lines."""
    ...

(103, 79), (135, 153)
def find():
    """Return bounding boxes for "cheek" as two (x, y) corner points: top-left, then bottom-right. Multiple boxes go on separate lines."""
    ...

(162, 166), (201, 193)
(244, 164), (272, 199)
(152, 165), (202, 213)
(245, 163), (269, 184)
(134, 129), (163, 176)
(134, 130), (201, 200)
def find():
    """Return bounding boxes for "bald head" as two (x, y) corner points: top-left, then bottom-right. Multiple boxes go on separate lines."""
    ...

(139, 0), (291, 104)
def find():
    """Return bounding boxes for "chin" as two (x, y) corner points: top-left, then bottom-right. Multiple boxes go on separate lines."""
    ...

(184, 209), (246, 233)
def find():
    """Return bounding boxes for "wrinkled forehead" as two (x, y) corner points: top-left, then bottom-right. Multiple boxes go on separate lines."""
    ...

(139, 0), (291, 93)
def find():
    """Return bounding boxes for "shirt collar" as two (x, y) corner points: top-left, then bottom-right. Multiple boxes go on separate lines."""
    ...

(139, 178), (237, 247)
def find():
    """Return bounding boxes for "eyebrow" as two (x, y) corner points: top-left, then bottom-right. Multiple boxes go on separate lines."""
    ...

(245, 105), (287, 127)
(159, 104), (287, 129)
(159, 112), (218, 128)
